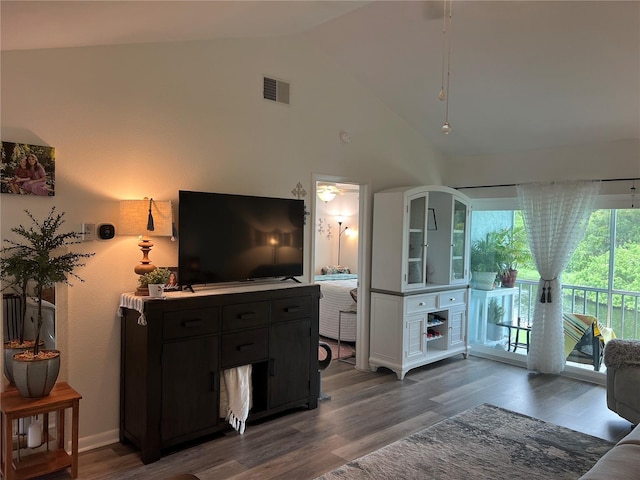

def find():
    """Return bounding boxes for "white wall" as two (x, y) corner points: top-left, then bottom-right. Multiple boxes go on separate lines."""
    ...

(1, 36), (445, 450)
(443, 138), (640, 202)
(315, 191), (359, 273)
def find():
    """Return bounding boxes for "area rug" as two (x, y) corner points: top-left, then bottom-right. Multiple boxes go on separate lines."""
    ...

(315, 404), (613, 480)
(320, 337), (355, 361)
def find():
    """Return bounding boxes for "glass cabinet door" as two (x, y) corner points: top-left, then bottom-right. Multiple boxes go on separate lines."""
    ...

(451, 199), (467, 282)
(407, 194), (427, 287)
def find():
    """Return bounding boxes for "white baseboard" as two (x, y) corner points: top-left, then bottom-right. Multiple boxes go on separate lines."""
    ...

(469, 347), (606, 386)
(78, 428), (120, 453)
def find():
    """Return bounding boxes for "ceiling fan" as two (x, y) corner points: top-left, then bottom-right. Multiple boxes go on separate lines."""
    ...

(317, 183), (343, 202)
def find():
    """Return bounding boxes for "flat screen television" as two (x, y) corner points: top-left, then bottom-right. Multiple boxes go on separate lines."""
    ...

(178, 190), (304, 287)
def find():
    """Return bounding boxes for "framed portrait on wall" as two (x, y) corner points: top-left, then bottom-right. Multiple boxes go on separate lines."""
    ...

(1, 141), (55, 196)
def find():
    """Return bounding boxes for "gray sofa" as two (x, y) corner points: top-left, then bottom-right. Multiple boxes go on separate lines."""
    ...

(579, 339), (640, 479)
(604, 339), (640, 425)
(579, 424), (640, 479)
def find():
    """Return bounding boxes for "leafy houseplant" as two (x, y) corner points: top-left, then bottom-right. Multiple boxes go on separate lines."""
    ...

(470, 233), (500, 290)
(138, 267), (171, 297)
(1, 207), (94, 396)
(487, 298), (506, 324)
(138, 267), (171, 287)
(494, 225), (532, 287)
(486, 298), (506, 341)
(470, 235), (499, 272)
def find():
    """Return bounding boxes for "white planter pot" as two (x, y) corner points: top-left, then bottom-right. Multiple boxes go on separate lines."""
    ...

(487, 323), (505, 342)
(471, 271), (497, 290)
(148, 283), (165, 298)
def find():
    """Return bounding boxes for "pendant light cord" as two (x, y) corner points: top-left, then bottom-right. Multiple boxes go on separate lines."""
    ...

(439, 0), (453, 134)
(445, 0), (453, 125)
(439, 0), (448, 99)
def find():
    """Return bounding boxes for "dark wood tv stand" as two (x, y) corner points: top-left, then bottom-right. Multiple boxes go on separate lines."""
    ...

(119, 282), (320, 464)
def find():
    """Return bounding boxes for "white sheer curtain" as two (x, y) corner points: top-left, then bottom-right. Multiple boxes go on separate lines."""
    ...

(517, 180), (600, 374)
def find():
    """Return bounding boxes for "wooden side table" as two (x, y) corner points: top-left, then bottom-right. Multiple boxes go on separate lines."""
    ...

(1, 382), (81, 480)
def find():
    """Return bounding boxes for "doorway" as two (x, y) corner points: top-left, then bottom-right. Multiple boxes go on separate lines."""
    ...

(311, 174), (371, 371)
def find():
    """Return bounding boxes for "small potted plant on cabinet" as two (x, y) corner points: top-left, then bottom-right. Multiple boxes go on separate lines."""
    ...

(138, 267), (171, 297)
(1, 207), (93, 397)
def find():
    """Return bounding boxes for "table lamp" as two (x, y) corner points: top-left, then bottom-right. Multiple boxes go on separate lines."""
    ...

(119, 198), (173, 293)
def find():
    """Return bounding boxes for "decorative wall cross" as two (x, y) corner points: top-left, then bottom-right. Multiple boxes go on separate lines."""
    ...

(291, 182), (307, 199)
(291, 181), (310, 224)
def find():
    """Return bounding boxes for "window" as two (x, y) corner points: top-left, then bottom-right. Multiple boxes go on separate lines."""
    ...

(471, 208), (640, 340)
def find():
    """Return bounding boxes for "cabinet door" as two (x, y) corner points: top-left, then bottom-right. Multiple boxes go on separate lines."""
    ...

(161, 335), (219, 442)
(269, 319), (311, 409)
(450, 198), (468, 284)
(448, 306), (466, 349)
(406, 192), (428, 290)
(405, 314), (427, 361)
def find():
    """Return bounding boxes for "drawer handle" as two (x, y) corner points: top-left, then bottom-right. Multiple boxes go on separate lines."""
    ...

(182, 320), (203, 328)
(449, 297), (456, 302)
(210, 372), (218, 392)
(237, 343), (254, 352)
(284, 306), (300, 313)
(418, 302), (426, 306)
(238, 312), (256, 320)
(269, 358), (276, 376)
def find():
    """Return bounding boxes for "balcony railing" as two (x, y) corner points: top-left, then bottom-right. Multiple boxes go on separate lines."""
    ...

(514, 280), (640, 341)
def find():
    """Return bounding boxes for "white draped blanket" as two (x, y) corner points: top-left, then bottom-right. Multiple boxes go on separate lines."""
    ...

(220, 365), (253, 434)
(118, 293), (147, 325)
(315, 275), (358, 341)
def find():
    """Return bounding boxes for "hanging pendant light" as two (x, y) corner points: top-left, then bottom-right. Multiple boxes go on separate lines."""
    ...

(439, 0), (454, 134)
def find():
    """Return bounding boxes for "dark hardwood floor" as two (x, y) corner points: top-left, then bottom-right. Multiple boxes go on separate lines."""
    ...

(42, 356), (632, 479)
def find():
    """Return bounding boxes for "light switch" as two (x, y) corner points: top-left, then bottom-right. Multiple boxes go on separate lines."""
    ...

(81, 223), (96, 242)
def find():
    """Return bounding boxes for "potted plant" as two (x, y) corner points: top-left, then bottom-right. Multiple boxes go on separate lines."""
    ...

(138, 267), (171, 297)
(494, 225), (532, 288)
(470, 233), (499, 290)
(0, 207), (93, 397)
(486, 298), (506, 341)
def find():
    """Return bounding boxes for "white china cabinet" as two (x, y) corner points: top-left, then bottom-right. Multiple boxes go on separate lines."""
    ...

(370, 185), (471, 379)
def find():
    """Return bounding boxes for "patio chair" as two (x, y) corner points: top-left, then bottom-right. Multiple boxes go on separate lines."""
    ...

(563, 313), (615, 371)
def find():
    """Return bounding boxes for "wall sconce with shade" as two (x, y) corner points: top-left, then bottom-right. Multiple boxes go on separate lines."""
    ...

(119, 198), (173, 294)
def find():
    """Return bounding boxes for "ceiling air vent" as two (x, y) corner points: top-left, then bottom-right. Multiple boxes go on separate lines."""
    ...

(263, 76), (290, 105)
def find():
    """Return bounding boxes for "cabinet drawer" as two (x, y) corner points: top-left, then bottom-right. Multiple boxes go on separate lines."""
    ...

(271, 296), (312, 322)
(222, 302), (270, 331)
(406, 293), (437, 314)
(221, 328), (269, 368)
(163, 308), (219, 340)
(438, 289), (466, 308)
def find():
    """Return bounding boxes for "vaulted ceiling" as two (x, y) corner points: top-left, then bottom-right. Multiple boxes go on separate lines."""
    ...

(2, 1), (639, 159)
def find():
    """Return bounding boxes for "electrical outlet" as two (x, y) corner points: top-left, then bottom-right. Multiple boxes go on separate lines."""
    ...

(81, 223), (96, 242)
